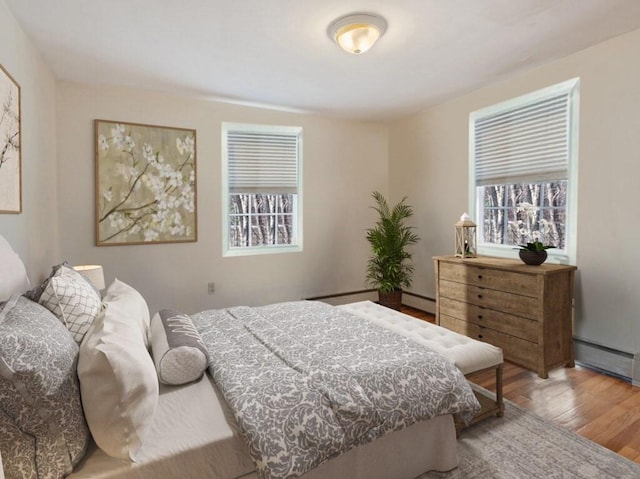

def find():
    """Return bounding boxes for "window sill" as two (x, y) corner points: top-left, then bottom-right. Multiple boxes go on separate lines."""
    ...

(223, 244), (302, 257)
(478, 244), (572, 265)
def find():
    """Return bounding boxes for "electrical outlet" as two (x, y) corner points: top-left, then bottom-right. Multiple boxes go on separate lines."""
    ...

(207, 282), (215, 294)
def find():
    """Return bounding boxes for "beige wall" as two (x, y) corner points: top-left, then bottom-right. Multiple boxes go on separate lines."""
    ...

(0, 0), (59, 280)
(56, 82), (388, 314)
(390, 28), (640, 355)
(4, 0), (638, 357)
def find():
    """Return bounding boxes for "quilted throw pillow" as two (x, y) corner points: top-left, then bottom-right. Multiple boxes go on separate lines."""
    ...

(0, 295), (90, 479)
(150, 309), (209, 385)
(38, 264), (102, 344)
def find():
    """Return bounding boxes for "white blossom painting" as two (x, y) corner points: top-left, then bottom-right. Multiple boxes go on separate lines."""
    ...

(0, 64), (21, 214)
(95, 120), (197, 245)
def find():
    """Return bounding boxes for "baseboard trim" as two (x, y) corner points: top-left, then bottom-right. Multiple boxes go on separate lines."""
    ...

(306, 289), (378, 306)
(306, 289), (376, 301)
(402, 291), (436, 314)
(306, 290), (436, 312)
(573, 337), (635, 384)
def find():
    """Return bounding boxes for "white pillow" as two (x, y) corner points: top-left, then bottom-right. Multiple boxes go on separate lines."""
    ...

(38, 264), (102, 344)
(0, 235), (30, 302)
(150, 309), (209, 385)
(77, 279), (158, 461)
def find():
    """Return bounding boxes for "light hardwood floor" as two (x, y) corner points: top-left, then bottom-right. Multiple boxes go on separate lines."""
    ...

(401, 306), (640, 465)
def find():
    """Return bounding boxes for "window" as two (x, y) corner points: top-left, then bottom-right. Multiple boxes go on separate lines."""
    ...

(222, 123), (302, 256)
(469, 78), (579, 263)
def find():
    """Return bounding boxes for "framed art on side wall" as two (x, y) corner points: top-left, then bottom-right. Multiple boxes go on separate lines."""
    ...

(95, 120), (197, 246)
(0, 64), (21, 214)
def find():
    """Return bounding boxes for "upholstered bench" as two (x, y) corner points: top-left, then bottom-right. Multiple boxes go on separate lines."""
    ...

(338, 301), (504, 427)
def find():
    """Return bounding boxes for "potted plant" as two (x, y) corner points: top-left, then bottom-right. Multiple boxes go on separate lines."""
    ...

(365, 191), (420, 310)
(515, 241), (555, 265)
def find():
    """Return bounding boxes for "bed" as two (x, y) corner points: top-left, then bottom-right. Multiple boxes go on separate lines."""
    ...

(0, 234), (481, 479)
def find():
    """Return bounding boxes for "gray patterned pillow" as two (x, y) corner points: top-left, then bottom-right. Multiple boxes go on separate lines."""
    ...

(24, 261), (66, 303)
(0, 295), (90, 479)
(0, 407), (37, 479)
(150, 309), (209, 385)
(38, 264), (102, 344)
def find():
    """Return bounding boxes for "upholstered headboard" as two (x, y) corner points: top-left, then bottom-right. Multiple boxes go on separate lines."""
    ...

(0, 234), (31, 302)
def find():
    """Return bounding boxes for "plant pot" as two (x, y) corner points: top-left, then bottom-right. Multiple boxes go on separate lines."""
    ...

(378, 290), (402, 311)
(519, 250), (547, 266)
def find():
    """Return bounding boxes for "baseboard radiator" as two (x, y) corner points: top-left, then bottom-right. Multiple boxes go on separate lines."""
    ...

(573, 337), (639, 386)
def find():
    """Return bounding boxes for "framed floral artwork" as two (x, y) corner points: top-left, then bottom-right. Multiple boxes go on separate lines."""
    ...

(95, 120), (197, 245)
(0, 64), (21, 214)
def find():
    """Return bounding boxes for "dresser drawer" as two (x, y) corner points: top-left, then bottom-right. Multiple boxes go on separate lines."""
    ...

(438, 261), (538, 297)
(439, 314), (538, 370)
(439, 313), (480, 337)
(440, 279), (539, 320)
(479, 326), (538, 370)
(439, 297), (538, 343)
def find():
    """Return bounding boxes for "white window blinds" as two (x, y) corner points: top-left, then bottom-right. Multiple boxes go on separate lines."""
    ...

(472, 88), (572, 186)
(225, 126), (301, 194)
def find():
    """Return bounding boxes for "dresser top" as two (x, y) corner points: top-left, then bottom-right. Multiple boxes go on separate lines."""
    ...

(433, 255), (577, 274)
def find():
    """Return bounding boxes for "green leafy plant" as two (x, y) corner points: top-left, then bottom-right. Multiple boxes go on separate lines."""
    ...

(366, 191), (420, 294)
(514, 241), (555, 252)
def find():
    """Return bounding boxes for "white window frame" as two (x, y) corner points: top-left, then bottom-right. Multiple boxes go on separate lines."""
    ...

(468, 78), (580, 264)
(222, 122), (303, 257)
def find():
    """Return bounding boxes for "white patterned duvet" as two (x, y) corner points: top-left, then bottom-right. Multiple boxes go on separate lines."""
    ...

(191, 300), (480, 479)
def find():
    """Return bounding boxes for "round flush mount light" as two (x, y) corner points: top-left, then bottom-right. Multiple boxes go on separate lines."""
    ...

(327, 13), (387, 55)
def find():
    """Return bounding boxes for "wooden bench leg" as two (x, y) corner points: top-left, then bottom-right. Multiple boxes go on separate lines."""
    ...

(456, 363), (505, 433)
(496, 363), (504, 417)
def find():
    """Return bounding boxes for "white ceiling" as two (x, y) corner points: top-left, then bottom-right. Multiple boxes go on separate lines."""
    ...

(6, 0), (640, 121)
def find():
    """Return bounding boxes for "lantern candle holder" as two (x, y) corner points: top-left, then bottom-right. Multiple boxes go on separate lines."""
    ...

(455, 213), (477, 258)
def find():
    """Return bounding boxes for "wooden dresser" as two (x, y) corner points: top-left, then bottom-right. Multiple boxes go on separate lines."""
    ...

(433, 255), (577, 378)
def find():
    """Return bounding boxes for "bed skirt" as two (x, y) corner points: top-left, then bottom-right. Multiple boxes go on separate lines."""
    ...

(69, 374), (457, 479)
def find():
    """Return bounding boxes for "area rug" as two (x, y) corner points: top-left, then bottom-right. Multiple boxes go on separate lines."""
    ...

(420, 392), (640, 478)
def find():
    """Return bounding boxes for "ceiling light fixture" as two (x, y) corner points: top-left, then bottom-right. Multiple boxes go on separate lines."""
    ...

(327, 13), (387, 55)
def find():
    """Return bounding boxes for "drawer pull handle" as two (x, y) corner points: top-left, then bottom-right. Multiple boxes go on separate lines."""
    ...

(478, 334), (484, 339)
(478, 275), (483, 279)
(478, 315), (483, 320)
(477, 294), (483, 299)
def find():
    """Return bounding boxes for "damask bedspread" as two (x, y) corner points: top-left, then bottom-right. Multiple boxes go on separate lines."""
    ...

(191, 300), (480, 479)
